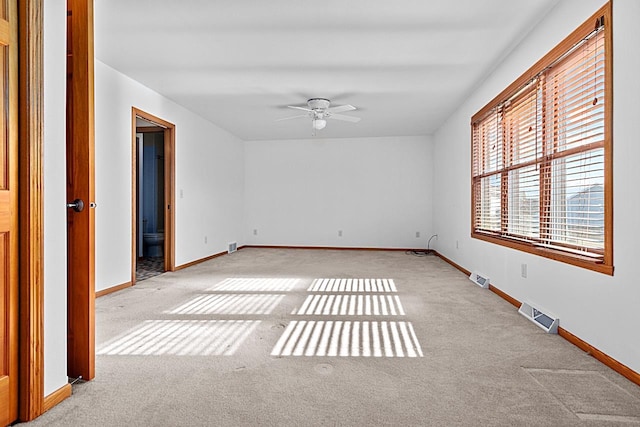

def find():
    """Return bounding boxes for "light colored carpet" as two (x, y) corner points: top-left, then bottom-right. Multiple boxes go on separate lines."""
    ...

(19, 248), (640, 426)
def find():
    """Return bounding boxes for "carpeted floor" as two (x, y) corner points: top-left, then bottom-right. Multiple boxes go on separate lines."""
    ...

(19, 248), (640, 426)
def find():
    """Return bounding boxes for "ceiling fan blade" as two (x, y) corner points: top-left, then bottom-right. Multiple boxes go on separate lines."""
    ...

(329, 114), (361, 123)
(276, 114), (309, 122)
(287, 105), (313, 112)
(327, 104), (356, 113)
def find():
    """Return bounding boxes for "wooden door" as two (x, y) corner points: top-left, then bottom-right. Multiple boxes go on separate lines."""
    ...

(0, 0), (19, 424)
(67, 0), (95, 381)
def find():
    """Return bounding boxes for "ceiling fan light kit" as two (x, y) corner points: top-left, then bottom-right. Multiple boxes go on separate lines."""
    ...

(312, 119), (327, 130)
(278, 98), (361, 132)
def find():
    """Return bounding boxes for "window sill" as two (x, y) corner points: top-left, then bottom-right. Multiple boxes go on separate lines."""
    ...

(471, 232), (614, 276)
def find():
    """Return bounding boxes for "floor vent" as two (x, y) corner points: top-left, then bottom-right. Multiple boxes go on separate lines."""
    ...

(518, 302), (559, 333)
(469, 271), (490, 288)
(228, 242), (237, 254)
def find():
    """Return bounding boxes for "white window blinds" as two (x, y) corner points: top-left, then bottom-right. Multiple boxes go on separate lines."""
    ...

(472, 17), (609, 265)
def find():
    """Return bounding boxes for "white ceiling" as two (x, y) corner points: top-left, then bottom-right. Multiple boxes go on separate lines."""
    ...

(95, 0), (559, 141)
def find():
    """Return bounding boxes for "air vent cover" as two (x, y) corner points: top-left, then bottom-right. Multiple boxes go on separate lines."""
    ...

(518, 301), (559, 334)
(469, 271), (490, 288)
(228, 242), (237, 254)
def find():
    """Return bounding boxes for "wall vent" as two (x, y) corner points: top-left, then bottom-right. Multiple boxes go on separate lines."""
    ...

(228, 242), (237, 254)
(518, 302), (559, 334)
(469, 271), (490, 288)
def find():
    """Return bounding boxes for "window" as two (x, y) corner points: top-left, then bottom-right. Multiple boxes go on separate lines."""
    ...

(471, 3), (612, 275)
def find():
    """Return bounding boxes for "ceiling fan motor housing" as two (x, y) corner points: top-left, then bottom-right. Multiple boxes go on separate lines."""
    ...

(307, 98), (331, 110)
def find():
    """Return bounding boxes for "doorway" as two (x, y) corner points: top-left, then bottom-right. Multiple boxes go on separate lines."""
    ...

(131, 108), (175, 284)
(136, 121), (165, 280)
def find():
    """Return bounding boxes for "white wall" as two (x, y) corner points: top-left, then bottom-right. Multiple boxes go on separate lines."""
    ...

(43, 0), (69, 397)
(94, 61), (245, 291)
(432, 0), (640, 373)
(244, 136), (433, 248)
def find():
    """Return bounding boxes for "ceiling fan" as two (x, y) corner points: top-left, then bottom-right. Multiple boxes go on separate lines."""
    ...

(277, 98), (361, 130)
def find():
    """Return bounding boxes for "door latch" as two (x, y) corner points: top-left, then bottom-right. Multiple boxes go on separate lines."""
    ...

(67, 199), (84, 212)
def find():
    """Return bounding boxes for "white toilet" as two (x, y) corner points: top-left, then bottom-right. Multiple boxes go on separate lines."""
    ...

(143, 232), (164, 257)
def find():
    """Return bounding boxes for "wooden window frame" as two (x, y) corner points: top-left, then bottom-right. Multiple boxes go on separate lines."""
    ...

(471, 3), (613, 275)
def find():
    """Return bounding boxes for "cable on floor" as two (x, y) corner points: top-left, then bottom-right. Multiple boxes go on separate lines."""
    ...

(406, 234), (438, 257)
(406, 250), (431, 257)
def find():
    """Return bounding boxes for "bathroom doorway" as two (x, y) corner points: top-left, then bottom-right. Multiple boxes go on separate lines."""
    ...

(131, 108), (175, 283)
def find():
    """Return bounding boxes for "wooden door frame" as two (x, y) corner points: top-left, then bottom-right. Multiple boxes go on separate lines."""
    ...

(131, 108), (176, 284)
(18, 0), (45, 421)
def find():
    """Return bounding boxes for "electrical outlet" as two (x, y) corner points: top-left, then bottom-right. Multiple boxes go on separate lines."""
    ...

(204, 236), (208, 244)
(521, 263), (527, 278)
(456, 240), (459, 249)
(253, 229), (258, 235)
(338, 230), (343, 237)
(415, 231), (420, 238)
(180, 189), (184, 198)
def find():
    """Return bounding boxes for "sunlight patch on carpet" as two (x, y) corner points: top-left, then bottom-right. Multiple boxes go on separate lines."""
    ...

(293, 294), (405, 316)
(167, 294), (286, 315)
(308, 278), (397, 293)
(97, 320), (260, 356)
(271, 320), (423, 358)
(208, 277), (300, 292)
